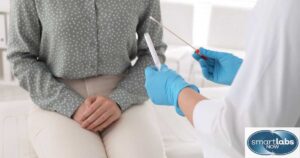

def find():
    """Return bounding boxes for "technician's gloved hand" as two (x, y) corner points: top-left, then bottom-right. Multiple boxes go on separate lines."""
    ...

(145, 65), (199, 116)
(193, 47), (243, 85)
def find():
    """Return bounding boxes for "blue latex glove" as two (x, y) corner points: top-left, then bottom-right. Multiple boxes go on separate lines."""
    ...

(193, 47), (243, 85)
(145, 65), (199, 116)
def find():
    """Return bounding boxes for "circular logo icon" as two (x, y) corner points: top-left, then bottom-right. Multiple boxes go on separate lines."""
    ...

(247, 130), (298, 155)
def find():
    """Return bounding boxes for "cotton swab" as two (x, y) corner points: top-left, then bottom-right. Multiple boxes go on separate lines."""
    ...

(144, 33), (162, 70)
(149, 16), (197, 50)
(149, 16), (207, 60)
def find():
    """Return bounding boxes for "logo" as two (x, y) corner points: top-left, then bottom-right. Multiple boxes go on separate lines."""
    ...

(245, 128), (300, 158)
(247, 130), (298, 155)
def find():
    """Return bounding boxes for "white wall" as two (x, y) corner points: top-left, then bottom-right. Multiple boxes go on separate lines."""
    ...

(0, 0), (10, 12)
(160, 0), (256, 47)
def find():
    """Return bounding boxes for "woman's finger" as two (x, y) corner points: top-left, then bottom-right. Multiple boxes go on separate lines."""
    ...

(81, 101), (108, 128)
(87, 109), (113, 130)
(93, 114), (118, 132)
(80, 97), (105, 121)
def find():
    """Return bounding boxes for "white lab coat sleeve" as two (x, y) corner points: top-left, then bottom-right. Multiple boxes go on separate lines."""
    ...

(193, 99), (244, 158)
(192, 0), (300, 156)
(193, 99), (225, 135)
(193, 98), (246, 156)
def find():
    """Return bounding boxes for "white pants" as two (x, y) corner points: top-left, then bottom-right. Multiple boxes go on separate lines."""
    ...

(27, 75), (166, 158)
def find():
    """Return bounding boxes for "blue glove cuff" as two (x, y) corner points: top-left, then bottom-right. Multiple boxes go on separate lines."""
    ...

(172, 79), (200, 116)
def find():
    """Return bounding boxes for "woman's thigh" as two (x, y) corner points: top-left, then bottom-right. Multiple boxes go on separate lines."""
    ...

(101, 103), (166, 158)
(28, 106), (107, 158)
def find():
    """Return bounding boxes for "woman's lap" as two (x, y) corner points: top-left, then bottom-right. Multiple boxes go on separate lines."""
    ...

(28, 105), (107, 158)
(28, 103), (166, 158)
(101, 102), (166, 158)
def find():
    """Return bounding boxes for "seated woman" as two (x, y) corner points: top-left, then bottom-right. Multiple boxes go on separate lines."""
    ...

(7, 0), (167, 158)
